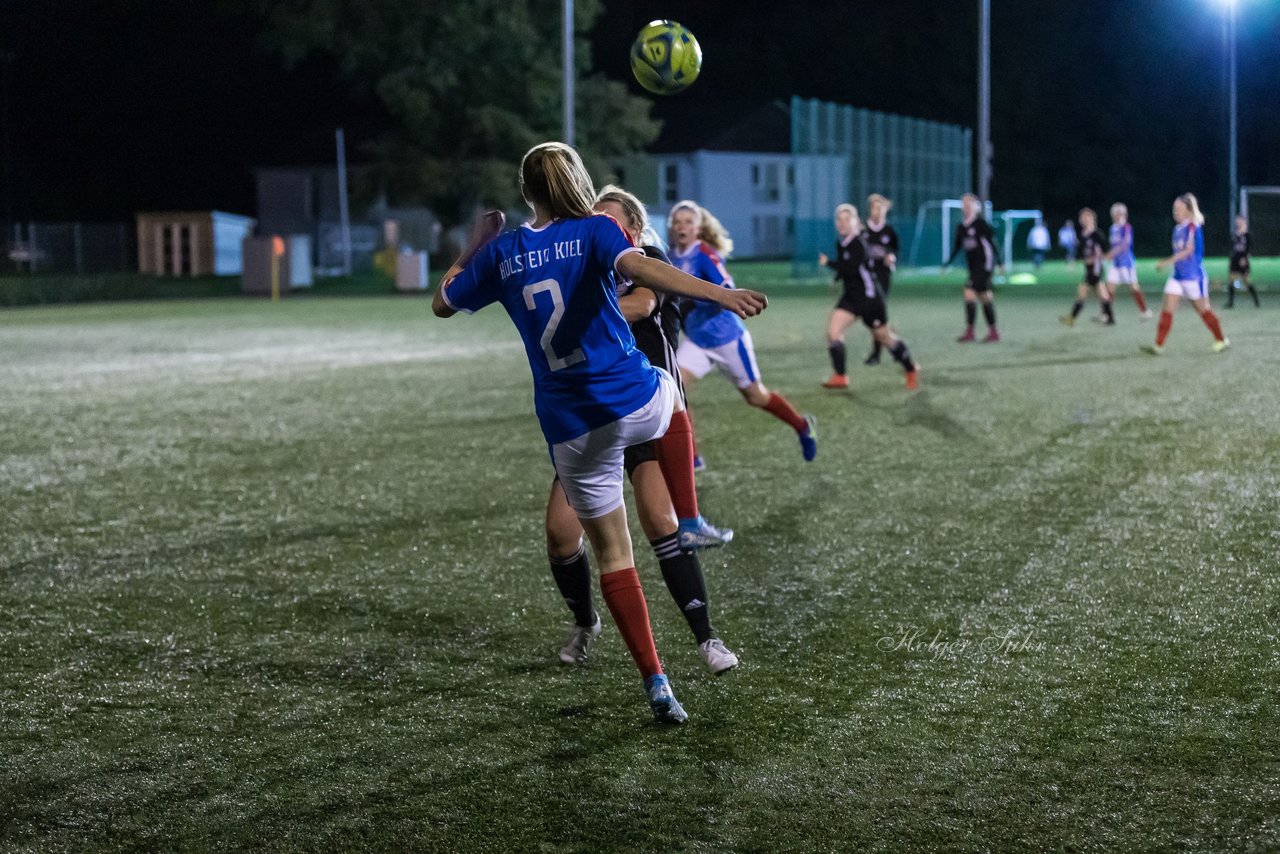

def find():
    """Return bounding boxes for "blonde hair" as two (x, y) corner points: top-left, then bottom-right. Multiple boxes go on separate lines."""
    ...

(667, 200), (702, 228)
(697, 206), (734, 257)
(596, 184), (650, 240)
(1178, 192), (1205, 227)
(867, 194), (892, 214)
(519, 142), (596, 220)
(1110, 202), (1127, 220)
(835, 203), (857, 219)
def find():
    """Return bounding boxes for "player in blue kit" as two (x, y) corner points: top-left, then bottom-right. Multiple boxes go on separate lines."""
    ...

(545, 185), (739, 677)
(1144, 193), (1228, 355)
(669, 201), (817, 463)
(433, 142), (766, 723)
(1105, 203), (1153, 319)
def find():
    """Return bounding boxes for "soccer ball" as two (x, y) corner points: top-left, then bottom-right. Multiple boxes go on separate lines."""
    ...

(630, 20), (702, 95)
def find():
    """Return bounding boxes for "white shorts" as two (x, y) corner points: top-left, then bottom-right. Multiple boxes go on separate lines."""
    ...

(1107, 266), (1137, 286)
(676, 330), (761, 390)
(1164, 275), (1208, 301)
(550, 369), (678, 519)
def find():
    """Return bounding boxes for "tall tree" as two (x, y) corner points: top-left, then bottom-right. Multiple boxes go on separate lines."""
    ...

(253, 0), (660, 222)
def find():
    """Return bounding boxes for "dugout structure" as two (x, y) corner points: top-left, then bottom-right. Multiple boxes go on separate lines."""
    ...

(790, 97), (972, 276)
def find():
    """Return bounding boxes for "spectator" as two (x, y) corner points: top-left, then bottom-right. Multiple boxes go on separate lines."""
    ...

(1058, 219), (1078, 266)
(1028, 218), (1051, 269)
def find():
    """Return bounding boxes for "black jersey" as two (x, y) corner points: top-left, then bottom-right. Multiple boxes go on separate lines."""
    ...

(621, 245), (683, 381)
(947, 217), (1002, 275)
(1230, 232), (1251, 270)
(862, 221), (900, 277)
(825, 232), (878, 300)
(1079, 228), (1109, 276)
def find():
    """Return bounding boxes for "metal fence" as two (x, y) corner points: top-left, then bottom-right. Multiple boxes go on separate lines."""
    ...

(790, 97), (972, 273)
(5, 222), (135, 274)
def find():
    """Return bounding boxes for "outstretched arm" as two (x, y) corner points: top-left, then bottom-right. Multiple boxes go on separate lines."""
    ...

(617, 252), (768, 318)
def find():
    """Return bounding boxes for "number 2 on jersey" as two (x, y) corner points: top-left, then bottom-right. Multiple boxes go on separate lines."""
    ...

(522, 279), (585, 371)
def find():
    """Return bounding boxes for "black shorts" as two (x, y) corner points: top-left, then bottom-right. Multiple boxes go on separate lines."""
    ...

(874, 267), (893, 297)
(623, 440), (658, 477)
(966, 272), (993, 293)
(1229, 258), (1250, 275)
(1084, 268), (1103, 287)
(836, 294), (887, 328)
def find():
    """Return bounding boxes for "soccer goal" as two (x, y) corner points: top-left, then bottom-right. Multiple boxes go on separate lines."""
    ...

(907, 199), (991, 267)
(1240, 186), (1280, 258)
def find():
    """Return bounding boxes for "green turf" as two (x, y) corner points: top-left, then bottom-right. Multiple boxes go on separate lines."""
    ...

(2, 283), (1278, 849)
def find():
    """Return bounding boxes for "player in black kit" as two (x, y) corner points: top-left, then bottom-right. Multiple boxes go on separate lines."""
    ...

(944, 193), (1004, 342)
(861, 194), (900, 365)
(543, 185), (740, 676)
(819, 203), (920, 391)
(1061, 208), (1115, 326)
(1225, 215), (1258, 308)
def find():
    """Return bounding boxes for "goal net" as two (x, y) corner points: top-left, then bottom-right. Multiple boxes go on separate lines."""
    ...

(1241, 186), (1280, 259)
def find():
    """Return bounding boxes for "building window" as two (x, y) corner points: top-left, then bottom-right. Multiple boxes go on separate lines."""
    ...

(752, 162), (782, 204)
(663, 163), (679, 203)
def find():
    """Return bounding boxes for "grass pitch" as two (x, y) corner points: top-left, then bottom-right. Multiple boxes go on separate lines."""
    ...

(2, 266), (1278, 850)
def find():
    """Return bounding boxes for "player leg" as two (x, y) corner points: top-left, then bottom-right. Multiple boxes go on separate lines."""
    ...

(824, 306), (857, 388)
(723, 332), (816, 461)
(545, 479), (601, 664)
(676, 338), (714, 471)
(1127, 269), (1151, 316)
(629, 457), (738, 673)
(866, 273), (890, 364)
(1063, 281), (1089, 326)
(1191, 275), (1228, 350)
(978, 284), (999, 342)
(554, 382), (687, 723)
(1145, 280), (1183, 353)
(958, 284), (978, 341)
(871, 321), (919, 390)
(1098, 278), (1116, 326)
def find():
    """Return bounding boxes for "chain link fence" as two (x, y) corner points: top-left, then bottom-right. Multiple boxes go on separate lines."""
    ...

(5, 222), (135, 274)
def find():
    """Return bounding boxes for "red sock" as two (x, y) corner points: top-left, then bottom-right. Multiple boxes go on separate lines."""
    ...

(1200, 310), (1225, 342)
(599, 568), (662, 679)
(762, 392), (808, 433)
(1156, 311), (1173, 346)
(654, 409), (698, 520)
(1132, 289), (1148, 313)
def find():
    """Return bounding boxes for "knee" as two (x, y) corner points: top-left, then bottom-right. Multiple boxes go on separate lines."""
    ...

(546, 529), (584, 560)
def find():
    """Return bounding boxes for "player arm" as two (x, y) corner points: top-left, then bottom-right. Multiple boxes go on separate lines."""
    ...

(432, 277), (458, 317)
(618, 286), (658, 322)
(617, 252), (767, 318)
(1157, 228), (1196, 269)
(985, 222), (1004, 268)
(944, 225), (966, 266)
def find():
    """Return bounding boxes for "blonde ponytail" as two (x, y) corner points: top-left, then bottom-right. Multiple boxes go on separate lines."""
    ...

(519, 142), (596, 220)
(1180, 193), (1205, 227)
(696, 205), (734, 257)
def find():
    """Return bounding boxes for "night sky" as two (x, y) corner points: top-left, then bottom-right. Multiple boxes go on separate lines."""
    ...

(2, 0), (1277, 251)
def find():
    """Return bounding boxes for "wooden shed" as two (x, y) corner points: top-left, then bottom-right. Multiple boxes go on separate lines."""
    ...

(136, 211), (256, 277)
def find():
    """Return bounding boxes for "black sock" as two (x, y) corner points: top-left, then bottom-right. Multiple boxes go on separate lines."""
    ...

(1102, 301), (1115, 323)
(828, 341), (847, 376)
(1227, 281), (1236, 307)
(870, 339), (883, 357)
(549, 545), (596, 627)
(1071, 299), (1084, 318)
(982, 301), (997, 328)
(651, 532), (714, 645)
(964, 301), (977, 327)
(889, 340), (916, 372)
(1248, 284), (1260, 307)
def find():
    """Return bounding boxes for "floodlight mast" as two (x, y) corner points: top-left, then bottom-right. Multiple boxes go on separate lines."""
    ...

(563, 0), (575, 147)
(1227, 0), (1238, 224)
(977, 0), (991, 204)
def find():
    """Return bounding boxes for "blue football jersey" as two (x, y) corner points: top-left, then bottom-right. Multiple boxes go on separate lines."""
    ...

(443, 215), (658, 445)
(1172, 222), (1204, 281)
(671, 241), (745, 349)
(1109, 222), (1135, 269)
